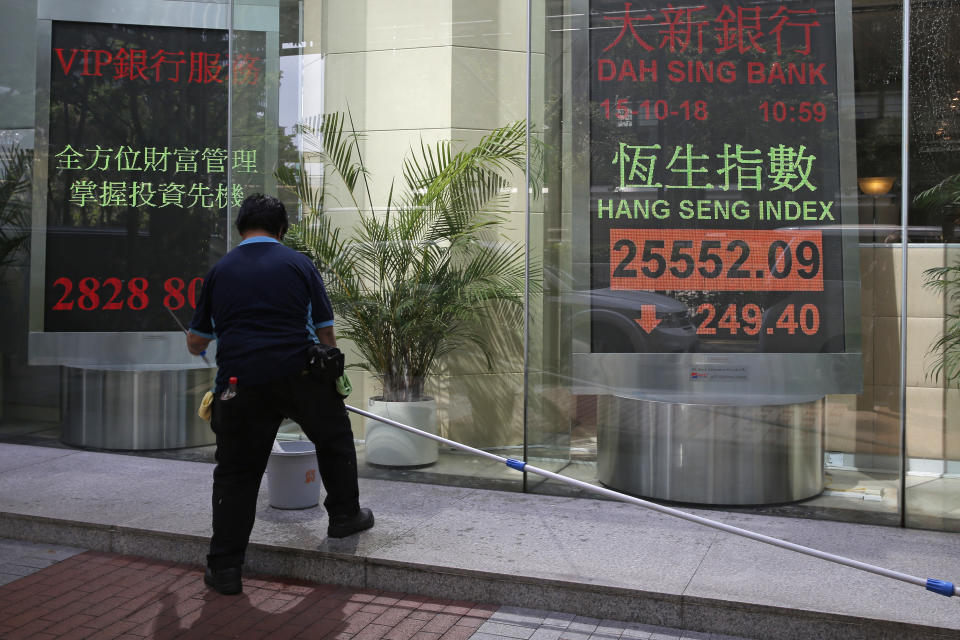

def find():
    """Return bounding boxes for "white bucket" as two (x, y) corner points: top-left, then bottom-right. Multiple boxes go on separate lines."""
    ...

(266, 441), (320, 509)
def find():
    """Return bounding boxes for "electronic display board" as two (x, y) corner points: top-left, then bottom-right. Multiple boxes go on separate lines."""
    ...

(42, 21), (263, 334)
(589, 0), (851, 356)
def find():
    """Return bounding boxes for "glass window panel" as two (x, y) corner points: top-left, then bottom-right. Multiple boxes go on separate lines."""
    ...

(903, 0), (960, 532)
(9, 0), (960, 536)
(260, 1), (532, 489)
(1, 1), (234, 452)
(1, 2), (54, 438)
(528, 0), (906, 522)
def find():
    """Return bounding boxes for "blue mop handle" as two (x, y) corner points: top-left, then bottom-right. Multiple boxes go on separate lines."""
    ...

(346, 404), (958, 598)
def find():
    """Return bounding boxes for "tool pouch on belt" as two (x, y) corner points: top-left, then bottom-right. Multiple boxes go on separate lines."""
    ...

(307, 342), (345, 384)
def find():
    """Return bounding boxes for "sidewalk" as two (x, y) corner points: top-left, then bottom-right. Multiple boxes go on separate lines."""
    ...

(0, 443), (958, 639)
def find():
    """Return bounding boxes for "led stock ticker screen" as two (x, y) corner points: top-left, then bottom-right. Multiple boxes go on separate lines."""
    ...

(589, 0), (846, 354)
(44, 21), (263, 333)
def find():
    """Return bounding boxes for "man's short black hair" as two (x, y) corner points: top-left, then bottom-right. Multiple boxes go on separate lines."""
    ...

(235, 193), (289, 237)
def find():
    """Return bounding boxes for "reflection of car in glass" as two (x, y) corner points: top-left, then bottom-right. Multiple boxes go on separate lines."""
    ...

(544, 266), (699, 354)
(576, 289), (699, 353)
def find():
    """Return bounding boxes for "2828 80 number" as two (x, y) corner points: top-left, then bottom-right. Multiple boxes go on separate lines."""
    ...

(51, 276), (204, 312)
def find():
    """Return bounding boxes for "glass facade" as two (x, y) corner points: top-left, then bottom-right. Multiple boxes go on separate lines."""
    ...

(1, 0), (959, 532)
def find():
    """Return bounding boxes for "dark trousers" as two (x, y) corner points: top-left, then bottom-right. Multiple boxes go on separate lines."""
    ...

(207, 371), (360, 570)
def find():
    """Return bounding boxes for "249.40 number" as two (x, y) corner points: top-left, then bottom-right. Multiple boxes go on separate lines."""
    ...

(696, 302), (821, 336)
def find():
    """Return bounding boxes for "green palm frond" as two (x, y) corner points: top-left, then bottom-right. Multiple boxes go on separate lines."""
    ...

(914, 174), (960, 211)
(918, 174), (960, 385)
(923, 262), (960, 384)
(287, 112), (370, 215)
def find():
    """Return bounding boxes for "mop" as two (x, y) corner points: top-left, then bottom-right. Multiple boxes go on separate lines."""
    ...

(171, 308), (956, 597)
(347, 404), (959, 598)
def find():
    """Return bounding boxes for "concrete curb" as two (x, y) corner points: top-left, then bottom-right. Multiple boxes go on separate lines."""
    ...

(0, 512), (955, 640)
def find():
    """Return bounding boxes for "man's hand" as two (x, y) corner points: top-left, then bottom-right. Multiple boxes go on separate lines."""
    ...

(316, 325), (337, 348)
(187, 331), (211, 355)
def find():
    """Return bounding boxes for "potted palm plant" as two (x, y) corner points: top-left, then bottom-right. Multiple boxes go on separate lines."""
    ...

(278, 114), (530, 466)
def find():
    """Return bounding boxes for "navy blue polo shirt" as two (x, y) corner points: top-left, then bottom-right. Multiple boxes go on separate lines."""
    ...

(189, 236), (334, 391)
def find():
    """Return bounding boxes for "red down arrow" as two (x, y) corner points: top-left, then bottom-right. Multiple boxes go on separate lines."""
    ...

(634, 305), (661, 333)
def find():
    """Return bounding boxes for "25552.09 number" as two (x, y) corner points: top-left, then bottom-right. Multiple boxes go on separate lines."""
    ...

(609, 229), (824, 292)
(51, 276), (205, 312)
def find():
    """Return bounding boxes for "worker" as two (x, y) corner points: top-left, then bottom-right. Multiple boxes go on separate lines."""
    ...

(186, 193), (373, 596)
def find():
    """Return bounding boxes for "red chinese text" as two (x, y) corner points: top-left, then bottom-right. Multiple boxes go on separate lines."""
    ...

(54, 47), (262, 85)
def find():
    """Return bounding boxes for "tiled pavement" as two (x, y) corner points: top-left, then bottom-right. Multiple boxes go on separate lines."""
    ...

(0, 539), (749, 640)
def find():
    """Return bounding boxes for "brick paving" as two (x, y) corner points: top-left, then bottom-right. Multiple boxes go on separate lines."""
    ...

(0, 550), (497, 640)
(0, 540), (752, 640)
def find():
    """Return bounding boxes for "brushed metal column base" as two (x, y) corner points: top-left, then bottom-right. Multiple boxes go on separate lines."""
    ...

(62, 367), (216, 450)
(597, 396), (824, 506)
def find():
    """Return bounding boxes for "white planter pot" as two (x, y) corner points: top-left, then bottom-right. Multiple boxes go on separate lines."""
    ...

(364, 397), (439, 467)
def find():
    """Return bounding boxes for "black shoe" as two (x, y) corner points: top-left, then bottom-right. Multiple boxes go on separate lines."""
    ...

(204, 566), (242, 595)
(328, 507), (375, 538)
